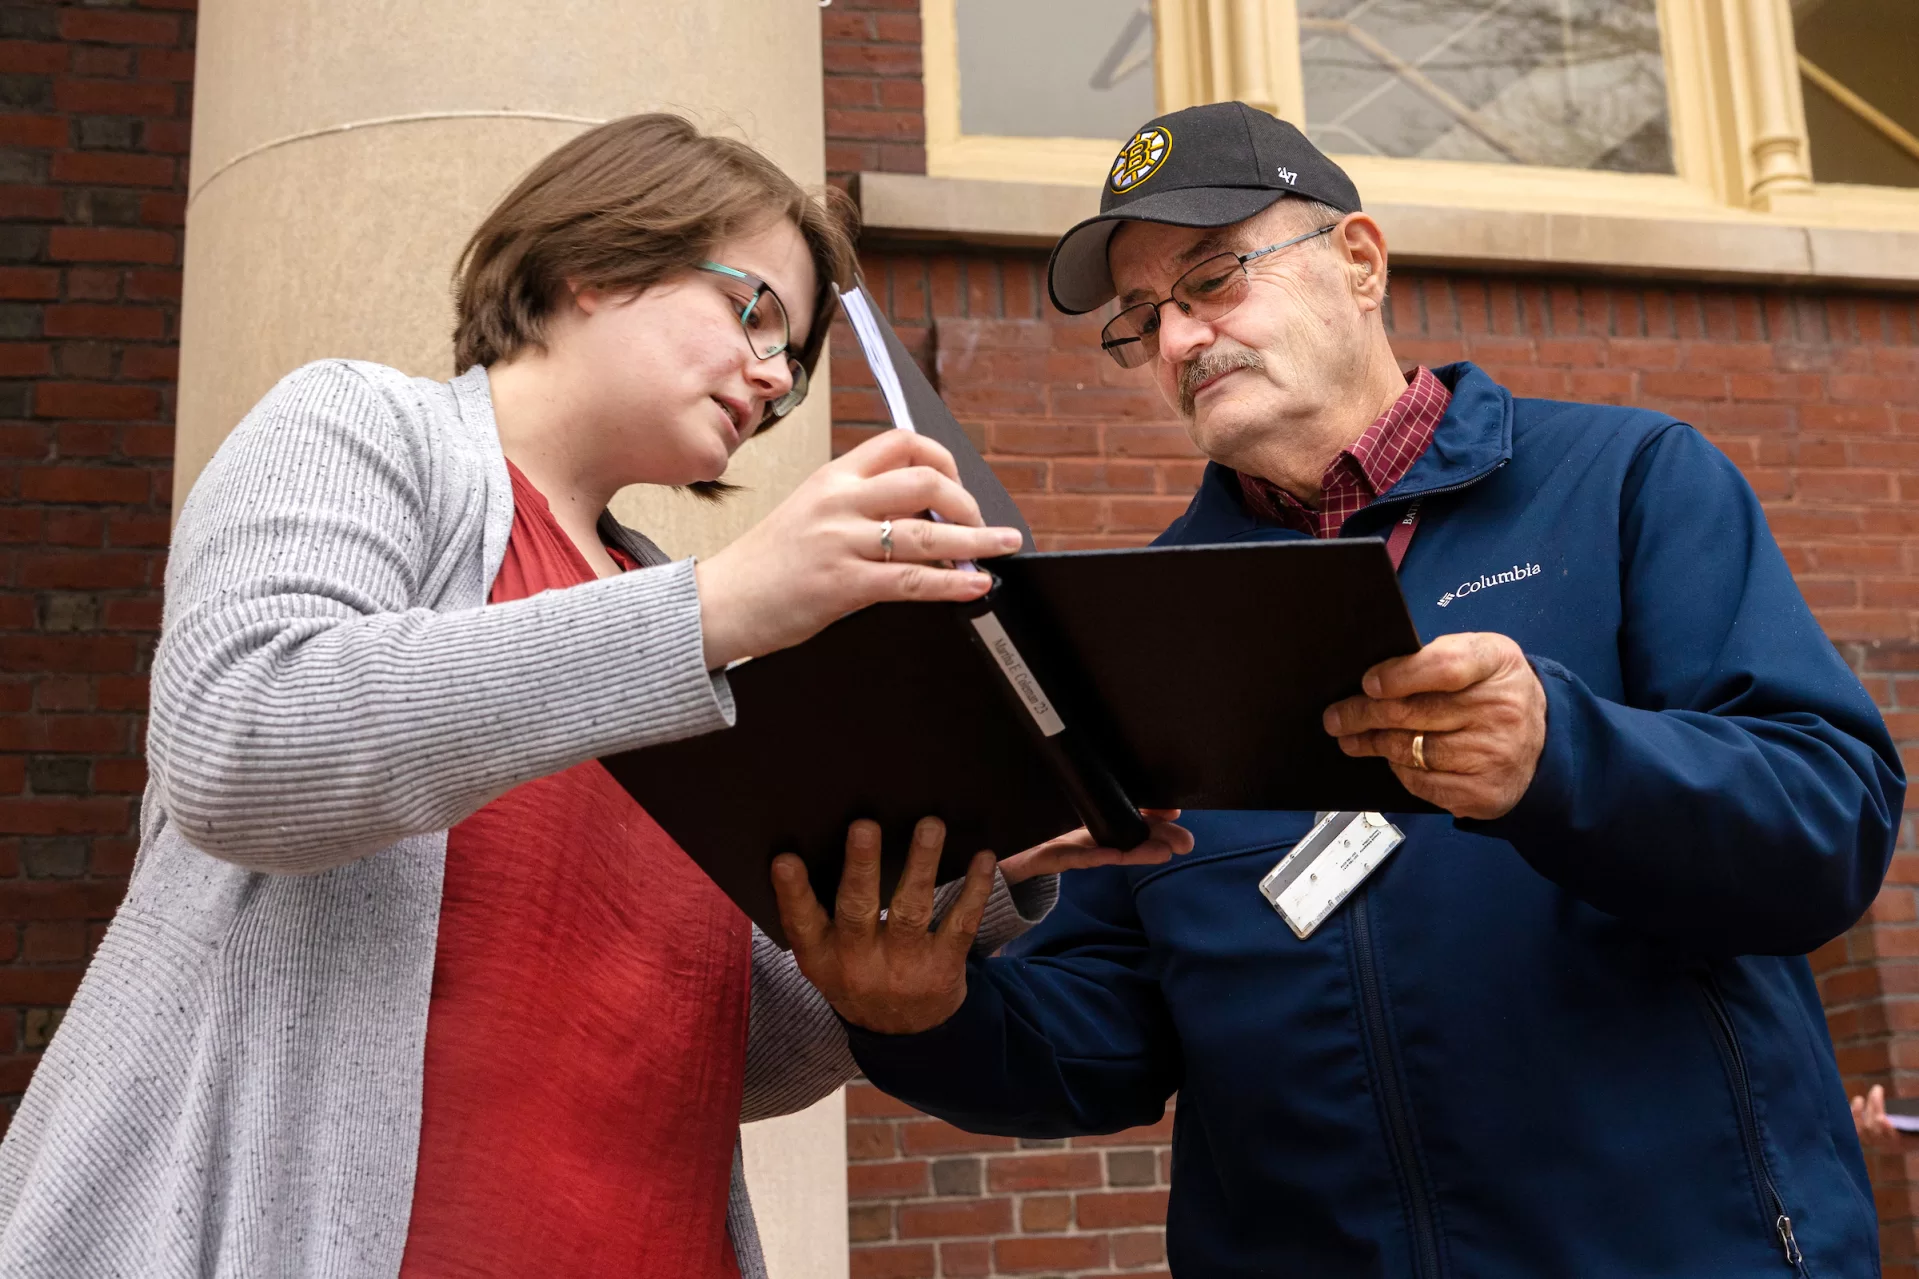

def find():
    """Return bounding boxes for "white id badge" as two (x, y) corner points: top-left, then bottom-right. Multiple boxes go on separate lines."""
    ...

(1258, 811), (1404, 939)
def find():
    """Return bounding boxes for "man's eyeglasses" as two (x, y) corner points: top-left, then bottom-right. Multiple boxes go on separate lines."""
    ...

(1099, 223), (1340, 370)
(698, 261), (808, 419)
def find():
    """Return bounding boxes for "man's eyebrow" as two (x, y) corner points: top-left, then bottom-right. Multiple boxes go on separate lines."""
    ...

(1116, 230), (1243, 304)
(1175, 230), (1237, 267)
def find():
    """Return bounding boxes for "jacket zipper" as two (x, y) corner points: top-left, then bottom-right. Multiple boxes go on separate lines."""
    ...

(1696, 973), (1810, 1274)
(1349, 888), (1444, 1279)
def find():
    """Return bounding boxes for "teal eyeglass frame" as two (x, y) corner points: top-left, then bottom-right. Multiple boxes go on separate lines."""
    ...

(699, 260), (808, 419)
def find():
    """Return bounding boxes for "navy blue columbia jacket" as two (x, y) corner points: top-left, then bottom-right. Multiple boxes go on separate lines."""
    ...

(850, 362), (1904, 1278)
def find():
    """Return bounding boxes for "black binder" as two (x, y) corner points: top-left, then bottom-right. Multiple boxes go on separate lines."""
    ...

(602, 289), (1428, 946)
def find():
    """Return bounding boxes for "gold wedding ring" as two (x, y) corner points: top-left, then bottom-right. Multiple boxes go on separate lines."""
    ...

(1410, 732), (1428, 771)
(879, 518), (894, 563)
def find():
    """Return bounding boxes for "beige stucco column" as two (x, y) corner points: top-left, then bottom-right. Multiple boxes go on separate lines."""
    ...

(174, 2), (847, 1275)
(175, 0), (837, 563)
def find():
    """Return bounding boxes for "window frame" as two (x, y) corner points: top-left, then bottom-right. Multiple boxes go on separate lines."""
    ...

(920, 0), (1919, 235)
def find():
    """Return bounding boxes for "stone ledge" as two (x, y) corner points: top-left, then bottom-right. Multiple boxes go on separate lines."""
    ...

(856, 173), (1919, 292)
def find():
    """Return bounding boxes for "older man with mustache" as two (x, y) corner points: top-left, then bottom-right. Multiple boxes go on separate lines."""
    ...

(777, 102), (1902, 1277)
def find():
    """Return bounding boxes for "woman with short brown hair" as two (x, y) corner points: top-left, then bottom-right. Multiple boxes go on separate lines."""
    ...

(0, 114), (1043, 1278)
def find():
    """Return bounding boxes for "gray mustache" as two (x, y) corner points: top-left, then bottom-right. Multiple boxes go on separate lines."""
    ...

(1178, 350), (1265, 416)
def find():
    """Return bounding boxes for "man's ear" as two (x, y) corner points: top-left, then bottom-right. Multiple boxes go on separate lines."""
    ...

(1338, 214), (1389, 313)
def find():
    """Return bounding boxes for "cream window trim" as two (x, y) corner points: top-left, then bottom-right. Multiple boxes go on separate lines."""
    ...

(921, 0), (1919, 239)
(857, 170), (1919, 290)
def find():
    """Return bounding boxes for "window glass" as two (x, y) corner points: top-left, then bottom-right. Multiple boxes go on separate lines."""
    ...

(957, 0), (1156, 139)
(1297, 0), (1674, 173)
(1793, 0), (1919, 188)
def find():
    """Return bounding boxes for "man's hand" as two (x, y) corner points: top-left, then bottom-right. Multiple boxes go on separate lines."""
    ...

(996, 810), (1193, 883)
(1323, 632), (1546, 821)
(774, 818), (996, 1035)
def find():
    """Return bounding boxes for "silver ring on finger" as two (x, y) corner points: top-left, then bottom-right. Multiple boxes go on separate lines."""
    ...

(1410, 732), (1428, 771)
(878, 518), (894, 563)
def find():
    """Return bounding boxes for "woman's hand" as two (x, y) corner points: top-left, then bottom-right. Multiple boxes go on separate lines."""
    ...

(1854, 1084), (1904, 1151)
(695, 433), (1024, 669)
(996, 810), (1192, 884)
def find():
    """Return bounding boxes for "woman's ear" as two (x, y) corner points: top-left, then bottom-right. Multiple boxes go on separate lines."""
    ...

(567, 278), (606, 316)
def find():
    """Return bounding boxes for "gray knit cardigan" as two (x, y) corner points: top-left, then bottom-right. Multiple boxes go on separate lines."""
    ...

(0, 360), (1052, 1279)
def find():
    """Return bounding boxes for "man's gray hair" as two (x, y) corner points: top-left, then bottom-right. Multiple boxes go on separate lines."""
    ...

(1278, 197), (1347, 241)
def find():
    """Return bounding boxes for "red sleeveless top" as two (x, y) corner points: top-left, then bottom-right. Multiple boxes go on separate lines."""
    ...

(399, 462), (750, 1279)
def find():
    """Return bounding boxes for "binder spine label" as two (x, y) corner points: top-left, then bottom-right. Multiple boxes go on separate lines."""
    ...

(970, 612), (1066, 737)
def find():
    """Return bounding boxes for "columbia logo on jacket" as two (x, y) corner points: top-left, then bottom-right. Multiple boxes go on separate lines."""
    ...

(1437, 562), (1542, 607)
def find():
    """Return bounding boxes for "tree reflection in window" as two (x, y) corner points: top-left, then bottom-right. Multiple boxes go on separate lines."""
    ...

(1298, 0), (1674, 173)
(1793, 0), (1919, 189)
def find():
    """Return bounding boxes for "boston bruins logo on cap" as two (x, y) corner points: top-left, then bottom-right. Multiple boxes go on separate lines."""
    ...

(1109, 126), (1171, 194)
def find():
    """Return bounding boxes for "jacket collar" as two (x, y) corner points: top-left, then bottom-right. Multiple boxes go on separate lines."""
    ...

(1162, 361), (1514, 545)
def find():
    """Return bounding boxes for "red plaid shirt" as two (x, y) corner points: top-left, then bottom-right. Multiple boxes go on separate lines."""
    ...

(1237, 366), (1451, 539)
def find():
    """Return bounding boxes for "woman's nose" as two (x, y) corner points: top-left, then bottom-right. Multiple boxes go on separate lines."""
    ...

(747, 350), (793, 398)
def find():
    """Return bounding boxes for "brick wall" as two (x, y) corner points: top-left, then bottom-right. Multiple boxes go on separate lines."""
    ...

(847, 1080), (1174, 1279)
(0, 0), (190, 1106)
(833, 244), (1919, 1277)
(821, 0), (923, 187)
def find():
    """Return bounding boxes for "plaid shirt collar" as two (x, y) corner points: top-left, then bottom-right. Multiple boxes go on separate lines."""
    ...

(1236, 365), (1451, 539)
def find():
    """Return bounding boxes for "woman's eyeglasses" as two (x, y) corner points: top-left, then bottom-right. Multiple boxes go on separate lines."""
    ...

(1098, 223), (1340, 370)
(698, 261), (809, 419)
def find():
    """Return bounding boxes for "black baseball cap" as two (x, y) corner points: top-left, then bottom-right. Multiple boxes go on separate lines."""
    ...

(1047, 101), (1362, 315)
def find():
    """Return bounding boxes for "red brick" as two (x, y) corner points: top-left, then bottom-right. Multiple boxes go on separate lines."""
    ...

(897, 1197), (1012, 1238)
(993, 1233), (1108, 1273)
(41, 509), (105, 546)
(48, 228), (175, 265)
(0, 268), (58, 300)
(0, 40), (65, 74)
(1076, 1189), (1169, 1228)
(0, 184), (62, 219)
(0, 635), (139, 673)
(43, 305), (165, 341)
(143, 119), (191, 155)
(848, 1159), (929, 1200)
(59, 9), (182, 44)
(0, 116), (68, 149)
(50, 151), (175, 188)
(1111, 1229), (1168, 1268)
(0, 797), (129, 836)
(985, 1152), (1103, 1192)
(136, 47), (194, 81)
(849, 1243), (935, 1279)
(125, 269), (180, 301)
(92, 758), (147, 794)
(0, 507), (41, 541)
(848, 1121), (900, 1160)
(94, 676), (147, 712)
(898, 1119), (1016, 1155)
(1019, 1194), (1071, 1232)
(69, 45), (129, 76)
(53, 78), (178, 117)
(18, 550), (148, 589)
(847, 1083), (925, 1119)
(0, 970), (82, 1005)
(107, 512), (168, 547)
(139, 192), (185, 227)
(18, 466), (150, 504)
(937, 1239), (989, 1277)
(34, 382), (162, 420)
(0, 344), (51, 377)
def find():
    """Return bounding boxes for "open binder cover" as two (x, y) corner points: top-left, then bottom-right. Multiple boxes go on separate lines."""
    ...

(601, 287), (1429, 946)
